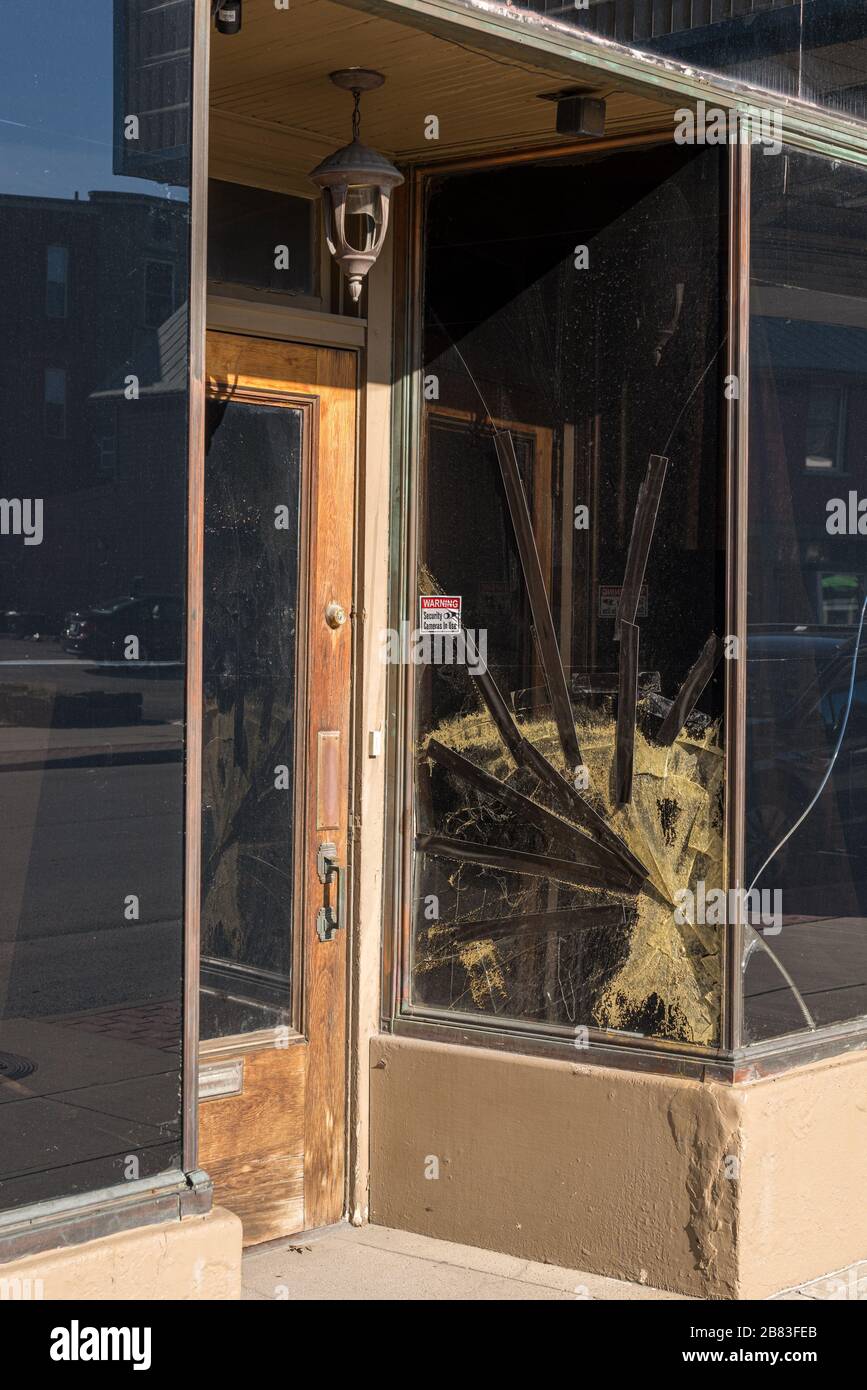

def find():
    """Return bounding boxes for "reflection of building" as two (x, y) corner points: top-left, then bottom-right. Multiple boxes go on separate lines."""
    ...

(748, 157), (867, 629)
(751, 315), (867, 623)
(525, 0), (867, 118)
(113, 0), (193, 184)
(0, 189), (187, 615)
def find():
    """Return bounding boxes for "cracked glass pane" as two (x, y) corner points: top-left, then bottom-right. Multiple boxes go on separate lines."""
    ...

(411, 144), (727, 1047)
(744, 144), (867, 1042)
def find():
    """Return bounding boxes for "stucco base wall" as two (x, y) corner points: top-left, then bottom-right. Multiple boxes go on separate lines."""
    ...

(369, 1035), (867, 1299)
(738, 1049), (867, 1299)
(370, 1035), (742, 1298)
(0, 1206), (242, 1301)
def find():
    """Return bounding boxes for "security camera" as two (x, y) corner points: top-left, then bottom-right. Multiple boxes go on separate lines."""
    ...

(214, 1), (242, 35)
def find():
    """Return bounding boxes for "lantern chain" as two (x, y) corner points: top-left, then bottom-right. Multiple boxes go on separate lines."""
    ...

(352, 88), (361, 141)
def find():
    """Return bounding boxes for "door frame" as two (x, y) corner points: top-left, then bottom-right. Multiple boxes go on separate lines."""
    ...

(197, 326), (360, 1235)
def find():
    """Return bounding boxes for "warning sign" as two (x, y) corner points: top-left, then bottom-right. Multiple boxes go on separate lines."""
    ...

(420, 595), (462, 634)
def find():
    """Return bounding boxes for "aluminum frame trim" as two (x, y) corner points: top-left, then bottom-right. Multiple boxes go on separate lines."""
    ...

(391, 1009), (867, 1083)
(723, 130), (750, 1055)
(381, 175), (421, 1032)
(183, 0), (212, 1176)
(390, 1015), (732, 1080)
(0, 1171), (213, 1266)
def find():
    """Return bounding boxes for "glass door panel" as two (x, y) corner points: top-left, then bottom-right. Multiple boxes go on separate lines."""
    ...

(201, 397), (302, 1039)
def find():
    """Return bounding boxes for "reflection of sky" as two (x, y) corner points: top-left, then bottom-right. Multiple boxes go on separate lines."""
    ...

(0, 1), (187, 202)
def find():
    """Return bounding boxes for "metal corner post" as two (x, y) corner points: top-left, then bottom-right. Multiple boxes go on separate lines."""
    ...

(183, 0), (211, 1177)
(381, 171), (422, 1030)
(723, 128), (751, 1056)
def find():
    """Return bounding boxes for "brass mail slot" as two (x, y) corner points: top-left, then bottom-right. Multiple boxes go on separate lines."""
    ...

(199, 1058), (244, 1100)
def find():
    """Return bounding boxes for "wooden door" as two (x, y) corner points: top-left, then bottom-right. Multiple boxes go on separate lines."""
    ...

(197, 332), (355, 1244)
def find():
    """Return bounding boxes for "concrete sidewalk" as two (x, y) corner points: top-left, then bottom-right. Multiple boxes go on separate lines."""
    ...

(243, 1223), (689, 1300)
(243, 1224), (867, 1301)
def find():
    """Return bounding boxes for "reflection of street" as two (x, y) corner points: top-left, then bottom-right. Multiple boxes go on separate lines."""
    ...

(0, 755), (184, 1205)
(0, 635), (185, 1018)
(744, 914), (867, 1040)
(0, 760), (183, 1015)
(0, 637), (183, 768)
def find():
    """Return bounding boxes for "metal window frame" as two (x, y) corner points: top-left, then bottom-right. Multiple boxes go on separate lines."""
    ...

(380, 25), (867, 1081)
(182, 0), (211, 1180)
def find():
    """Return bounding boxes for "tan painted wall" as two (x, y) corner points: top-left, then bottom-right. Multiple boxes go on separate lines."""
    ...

(0, 1207), (242, 1301)
(369, 1035), (867, 1299)
(370, 1035), (742, 1298)
(738, 1049), (867, 1299)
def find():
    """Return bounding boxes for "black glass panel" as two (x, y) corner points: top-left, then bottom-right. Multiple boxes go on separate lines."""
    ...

(208, 179), (315, 296)
(0, 0), (192, 1212)
(482, 1), (867, 122)
(414, 145), (727, 1047)
(201, 398), (302, 1039)
(744, 145), (867, 1042)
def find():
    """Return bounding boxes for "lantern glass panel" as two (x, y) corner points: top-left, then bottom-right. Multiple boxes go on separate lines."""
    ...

(344, 184), (380, 253)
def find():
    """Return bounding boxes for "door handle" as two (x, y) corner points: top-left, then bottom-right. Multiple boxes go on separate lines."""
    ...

(316, 840), (343, 942)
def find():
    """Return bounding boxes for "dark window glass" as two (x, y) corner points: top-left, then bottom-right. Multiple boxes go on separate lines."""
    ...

(46, 245), (69, 319)
(413, 145), (727, 1048)
(464, 2), (867, 122)
(144, 260), (176, 328)
(745, 145), (867, 1042)
(201, 398), (302, 1038)
(44, 368), (67, 438)
(0, 0), (192, 1214)
(207, 178), (315, 296)
(804, 384), (847, 472)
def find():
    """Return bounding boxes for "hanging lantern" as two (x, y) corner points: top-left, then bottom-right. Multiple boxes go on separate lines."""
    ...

(310, 70), (403, 303)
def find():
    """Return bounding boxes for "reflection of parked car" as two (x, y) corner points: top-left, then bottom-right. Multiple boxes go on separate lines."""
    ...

(62, 597), (134, 645)
(0, 608), (60, 637)
(746, 625), (867, 913)
(65, 595), (183, 661)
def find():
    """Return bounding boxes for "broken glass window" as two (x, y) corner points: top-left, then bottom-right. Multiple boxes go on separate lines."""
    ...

(411, 144), (727, 1047)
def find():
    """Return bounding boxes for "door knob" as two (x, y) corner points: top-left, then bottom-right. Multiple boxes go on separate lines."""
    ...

(325, 600), (347, 630)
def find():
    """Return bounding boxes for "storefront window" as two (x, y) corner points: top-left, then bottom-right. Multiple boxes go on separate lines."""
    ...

(411, 144), (728, 1048)
(744, 144), (867, 1042)
(0, 0), (193, 1212)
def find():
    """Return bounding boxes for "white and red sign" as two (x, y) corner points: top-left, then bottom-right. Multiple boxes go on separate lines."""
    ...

(419, 595), (462, 634)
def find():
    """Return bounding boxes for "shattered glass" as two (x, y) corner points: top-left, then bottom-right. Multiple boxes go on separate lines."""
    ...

(412, 144), (728, 1046)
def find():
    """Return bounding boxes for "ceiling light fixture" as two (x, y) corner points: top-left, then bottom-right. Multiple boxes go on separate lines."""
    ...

(310, 69), (404, 304)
